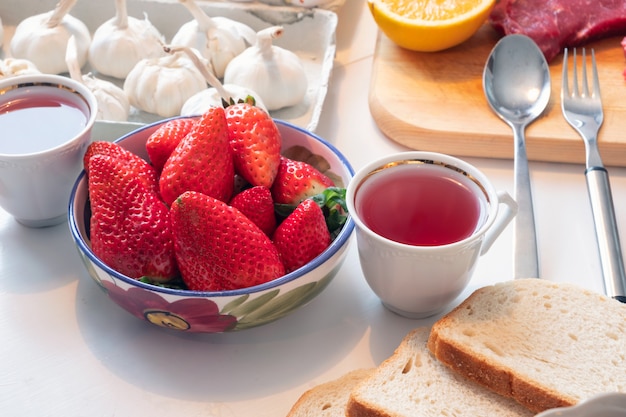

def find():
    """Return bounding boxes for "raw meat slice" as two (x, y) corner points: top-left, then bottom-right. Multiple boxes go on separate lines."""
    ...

(489, 0), (626, 62)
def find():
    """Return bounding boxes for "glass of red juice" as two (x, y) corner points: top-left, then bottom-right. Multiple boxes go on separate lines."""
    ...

(346, 152), (518, 318)
(0, 74), (98, 227)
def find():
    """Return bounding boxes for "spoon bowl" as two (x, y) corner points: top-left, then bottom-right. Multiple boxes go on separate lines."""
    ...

(484, 35), (551, 126)
(483, 34), (551, 279)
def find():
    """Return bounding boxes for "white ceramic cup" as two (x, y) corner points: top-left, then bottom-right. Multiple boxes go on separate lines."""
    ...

(0, 74), (98, 227)
(346, 151), (518, 318)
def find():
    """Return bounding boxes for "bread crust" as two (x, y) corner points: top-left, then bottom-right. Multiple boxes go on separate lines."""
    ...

(347, 327), (531, 417)
(345, 330), (424, 417)
(286, 368), (374, 417)
(345, 398), (391, 417)
(428, 279), (626, 413)
(428, 321), (574, 413)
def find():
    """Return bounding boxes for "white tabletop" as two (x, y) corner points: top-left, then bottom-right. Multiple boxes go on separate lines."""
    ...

(1, 1), (622, 415)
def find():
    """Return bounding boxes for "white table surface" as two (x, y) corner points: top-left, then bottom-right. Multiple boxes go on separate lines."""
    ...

(1, 0), (622, 415)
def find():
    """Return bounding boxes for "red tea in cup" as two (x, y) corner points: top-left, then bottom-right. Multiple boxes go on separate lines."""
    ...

(0, 88), (89, 155)
(353, 161), (488, 246)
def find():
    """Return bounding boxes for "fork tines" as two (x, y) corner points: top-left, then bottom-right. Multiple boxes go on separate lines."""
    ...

(562, 47), (601, 100)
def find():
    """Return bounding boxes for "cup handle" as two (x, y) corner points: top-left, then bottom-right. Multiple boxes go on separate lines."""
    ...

(480, 191), (518, 255)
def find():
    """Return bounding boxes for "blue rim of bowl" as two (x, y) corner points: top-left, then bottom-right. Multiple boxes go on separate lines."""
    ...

(68, 118), (355, 298)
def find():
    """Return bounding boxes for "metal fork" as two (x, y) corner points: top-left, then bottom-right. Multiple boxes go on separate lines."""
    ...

(561, 48), (626, 302)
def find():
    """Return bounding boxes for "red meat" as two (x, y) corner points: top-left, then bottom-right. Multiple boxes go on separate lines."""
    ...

(490, 0), (626, 62)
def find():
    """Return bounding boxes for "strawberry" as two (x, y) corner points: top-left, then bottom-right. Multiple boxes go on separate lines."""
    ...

(159, 107), (234, 206)
(271, 156), (335, 205)
(273, 198), (331, 273)
(88, 154), (178, 282)
(146, 117), (197, 173)
(170, 191), (285, 291)
(83, 140), (159, 195)
(229, 186), (277, 237)
(225, 103), (281, 188)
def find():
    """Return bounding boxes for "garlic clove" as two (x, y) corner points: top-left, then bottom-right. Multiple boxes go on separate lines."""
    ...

(223, 26), (308, 111)
(164, 44), (267, 114)
(66, 35), (129, 121)
(212, 16), (257, 47)
(89, 0), (165, 79)
(10, 0), (91, 75)
(171, 0), (256, 79)
(205, 22), (248, 79)
(0, 58), (41, 79)
(123, 52), (207, 118)
(84, 76), (131, 121)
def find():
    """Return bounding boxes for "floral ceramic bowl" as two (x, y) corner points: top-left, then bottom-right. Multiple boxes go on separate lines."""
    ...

(68, 117), (354, 333)
(535, 393), (626, 417)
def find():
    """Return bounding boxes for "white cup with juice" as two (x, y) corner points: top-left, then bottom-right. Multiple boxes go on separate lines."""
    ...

(0, 74), (98, 227)
(346, 152), (518, 318)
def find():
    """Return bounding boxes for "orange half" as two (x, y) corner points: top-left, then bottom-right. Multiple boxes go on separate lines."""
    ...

(368, 0), (496, 52)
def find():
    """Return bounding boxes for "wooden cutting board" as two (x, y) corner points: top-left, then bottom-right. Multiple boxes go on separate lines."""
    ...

(369, 24), (626, 167)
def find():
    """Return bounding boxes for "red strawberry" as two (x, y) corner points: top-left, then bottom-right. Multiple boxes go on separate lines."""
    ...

(146, 117), (197, 172)
(170, 191), (285, 291)
(83, 141), (159, 195)
(271, 156), (335, 205)
(159, 107), (234, 206)
(273, 199), (331, 273)
(225, 103), (281, 188)
(229, 186), (277, 237)
(88, 154), (178, 282)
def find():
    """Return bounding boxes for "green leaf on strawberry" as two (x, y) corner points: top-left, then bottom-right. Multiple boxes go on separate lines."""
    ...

(221, 95), (257, 108)
(311, 187), (349, 240)
(275, 187), (348, 241)
(139, 276), (187, 290)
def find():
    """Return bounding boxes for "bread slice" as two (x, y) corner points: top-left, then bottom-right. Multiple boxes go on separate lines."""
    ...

(286, 368), (374, 417)
(428, 278), (626, 413)
(346, 327), (532, 417)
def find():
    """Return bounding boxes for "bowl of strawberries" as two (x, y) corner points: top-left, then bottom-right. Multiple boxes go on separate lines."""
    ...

(69, 104), (354, 333)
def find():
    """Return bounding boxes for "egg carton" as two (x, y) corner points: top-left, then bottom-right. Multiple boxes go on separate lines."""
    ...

(0, 0), (338, 132)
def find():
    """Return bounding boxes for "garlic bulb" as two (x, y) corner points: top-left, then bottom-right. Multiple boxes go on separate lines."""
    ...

(164, 45), (267, 116)
(0, 58), (40, 79)
(224, 26), (307, 111)
(123, 49), (207, 118)
(10, 0), (91, 75)
(89, 0), (165, 79)
(66, 36), (129, 121)
(171, 0), (256, 78)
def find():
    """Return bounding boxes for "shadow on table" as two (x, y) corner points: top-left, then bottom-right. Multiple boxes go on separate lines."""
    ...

(74, 253), (371, 403)
(0, 218), (82, 294)
(73, 238), (470, 404)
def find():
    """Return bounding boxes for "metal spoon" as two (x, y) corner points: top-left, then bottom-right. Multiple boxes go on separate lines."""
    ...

(483, 34), (551, 279)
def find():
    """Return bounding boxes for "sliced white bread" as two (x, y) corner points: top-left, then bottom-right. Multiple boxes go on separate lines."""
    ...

(346, 327), (532, 417)
(286, 368), (374, 417)
(428, 278), (626, 413)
